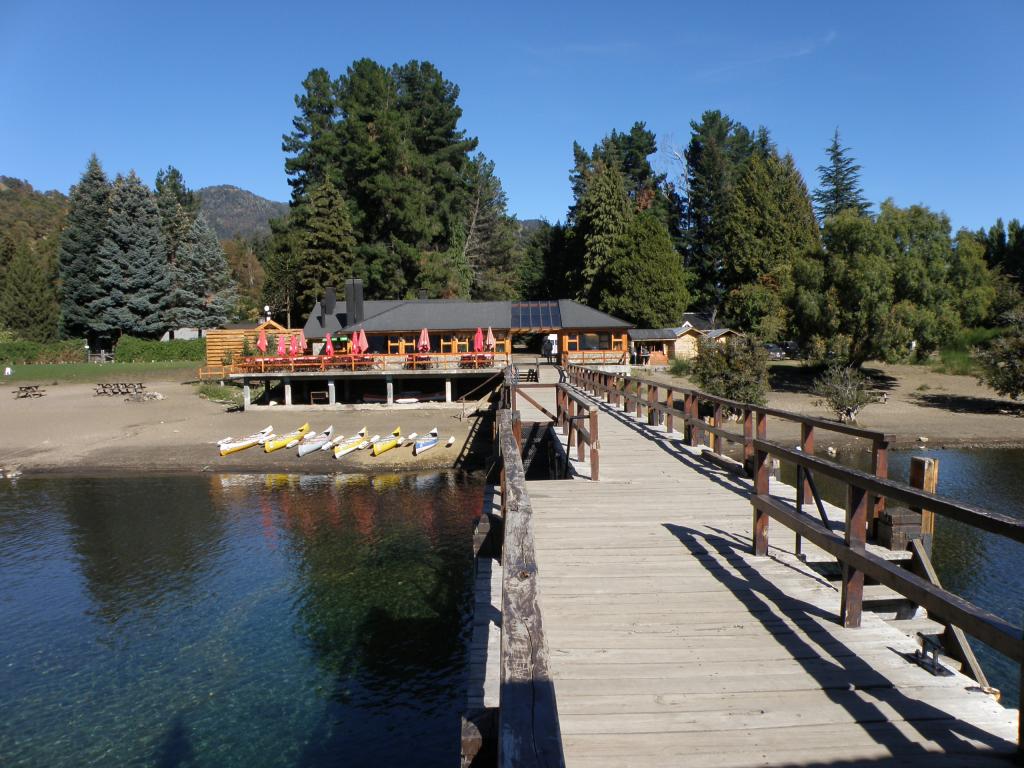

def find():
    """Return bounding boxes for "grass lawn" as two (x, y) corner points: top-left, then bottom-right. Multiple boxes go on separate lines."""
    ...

(4, 361), (200, 384)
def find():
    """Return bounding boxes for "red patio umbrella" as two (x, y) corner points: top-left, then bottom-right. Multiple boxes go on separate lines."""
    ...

(298, 329), (307, 353)
(324, 334), (335, 356)
(289, 334), (300, 356)
(417, 327), (431, 353)
(485, 326), (496, 351)
(276, 334), (287, 357)
(473, 327), (484, 353)
(354, 328), (367, 354)
(256, 328), (268, 354)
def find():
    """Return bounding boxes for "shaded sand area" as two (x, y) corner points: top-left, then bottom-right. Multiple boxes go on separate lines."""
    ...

(0, 379), (488, 476)
(647, 361), (1024, 451)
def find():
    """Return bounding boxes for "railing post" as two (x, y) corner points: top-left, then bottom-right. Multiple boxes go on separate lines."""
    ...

(871, 436), (889, 531)
(743, 409), (753, 473)
(566, 396), (574, 439)
(576, 406), (585, 462)
(635, 381), (643, 418)
(688, 394), (700, 447)
(665, 388), (674, 434)
(841, 483), (868, 628)
(589, 408), (600, 482)
(799, 424), (814, 508)
(513, 412), (522, 453)
(909, 456), (939, 556)
(712, 404), (722, 455)
(648, 384), (657, 426)
(752, 411), (769, 556)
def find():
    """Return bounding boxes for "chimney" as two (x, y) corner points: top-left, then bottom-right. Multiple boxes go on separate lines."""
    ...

(345, 278), (364, 326)
(323, 286), (336, 316)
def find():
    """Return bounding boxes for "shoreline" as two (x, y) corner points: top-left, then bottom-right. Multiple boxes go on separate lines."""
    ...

(3, 367), (1024, 479)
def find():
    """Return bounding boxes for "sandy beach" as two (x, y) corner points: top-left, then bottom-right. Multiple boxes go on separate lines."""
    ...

(3, 363), (1022, 477)
(0, 379), (489, 476)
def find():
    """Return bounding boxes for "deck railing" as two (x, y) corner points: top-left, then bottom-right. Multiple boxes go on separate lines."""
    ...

(504, 366), (600, 481)
(492, 408), (565, 767)
(568, 364), (1024, 752)
(231, 350), (511, 375)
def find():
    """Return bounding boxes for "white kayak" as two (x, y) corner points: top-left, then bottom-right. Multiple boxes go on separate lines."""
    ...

(297, 426), (334, 457)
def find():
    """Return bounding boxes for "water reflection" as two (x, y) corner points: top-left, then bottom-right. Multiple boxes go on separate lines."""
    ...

(0, 471), (483, 767)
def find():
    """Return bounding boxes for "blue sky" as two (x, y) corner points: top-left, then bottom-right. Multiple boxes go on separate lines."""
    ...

(1, 0), (1021, 231)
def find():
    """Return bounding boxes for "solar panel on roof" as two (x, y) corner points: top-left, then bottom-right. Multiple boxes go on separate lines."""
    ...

(510, 301), (561, 329)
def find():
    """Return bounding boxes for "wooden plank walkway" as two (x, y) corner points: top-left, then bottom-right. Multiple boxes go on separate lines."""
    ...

(516, 374), (1018, 767)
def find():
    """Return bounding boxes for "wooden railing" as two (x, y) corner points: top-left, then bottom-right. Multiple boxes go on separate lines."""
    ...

(568, 364), (1024, 752)
(493, 408), (565, 767)
(504, 367), (600, 481)
(561, 349), (627, 366)
(230, 351), (511, 375)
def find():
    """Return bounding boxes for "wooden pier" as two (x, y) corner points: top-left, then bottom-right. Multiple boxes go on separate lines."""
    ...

(468, 364), (1021, 767)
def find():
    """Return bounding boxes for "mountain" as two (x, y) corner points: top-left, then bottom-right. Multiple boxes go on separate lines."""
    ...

(196, 185), (289, 240)
(0, 176), (69, 244)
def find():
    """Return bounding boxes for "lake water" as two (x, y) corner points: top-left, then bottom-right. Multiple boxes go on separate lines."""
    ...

(781, 447), (1024, 708)
(0, 472), (483, 767)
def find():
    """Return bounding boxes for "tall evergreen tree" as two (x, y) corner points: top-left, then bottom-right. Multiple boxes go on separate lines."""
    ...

(463, 154), (520, 300)
(263, 215), (302, 326)
(574, 163), (634, 306)
(720, 151), (820, 340)
(282, 68), (341, 204)
(599, 212), (691, 327)
(90, 172), (170, 339)
(295, 180), (359, 306)
(166, 214), (235, 329)
(979, 218), (1024, 286)
(58, 155), (112, 339)
(683, 110), (761, 317)
(0, 240), (58, 341)
(812, 129), (870, 222)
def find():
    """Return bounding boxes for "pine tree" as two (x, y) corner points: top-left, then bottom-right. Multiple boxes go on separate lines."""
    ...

(599, 212), (691, 327)
(683, 111), (761, 317)
(574, 163), (634, 306)
(282, 68), (342, 204)
(295, 180), (359, 306)
(263, 215), (302, 326)
(58, 155), (112, 339)
(166, 214), (235, 329)
(812, 128), (870, 222)
(91, 172), (170, 339)
(0, 231), (14, 282)
(0, 240), (58, 341)
(720, 152), (820, 340)
(463, 154), (520, 300)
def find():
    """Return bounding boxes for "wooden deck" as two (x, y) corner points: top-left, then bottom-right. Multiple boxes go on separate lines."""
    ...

(512, 372), (1018, 767)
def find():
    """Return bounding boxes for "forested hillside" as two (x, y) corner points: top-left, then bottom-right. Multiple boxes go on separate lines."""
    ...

(196, 185), (288, 239)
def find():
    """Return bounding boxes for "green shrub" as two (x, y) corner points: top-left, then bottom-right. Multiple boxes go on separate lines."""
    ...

(692, 337), (769, 406)
(812, 365), (879, 423)
(0, 339), (87, 364)
(115, 335), (206, 362)
(668, 357), (692, 377)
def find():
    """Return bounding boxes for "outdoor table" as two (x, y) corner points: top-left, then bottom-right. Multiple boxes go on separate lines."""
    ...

(13, 385), (45, 398)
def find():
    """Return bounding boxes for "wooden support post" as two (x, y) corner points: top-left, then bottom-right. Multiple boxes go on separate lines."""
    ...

(284, 378), (292, 406)
(799, 424), (814, 507)
(576, 410), (585, 462)
(909, 456), (939, 556)
(589, 408), (600, 482)
(742, 409), (753, 472)
(689, 394), (701, 447)
(752, 411), (769, 556)
(635, 381), (643, 418)
(712, 404), (722, 455)
(841, 484), (868, 628)
(665, 388), (674, 434)
(648, 384), (657, 426)
(513, 411), (523, 453)
(566, 396), (574, 439)
(386, 375), (394, 405)
(243, 382), (251, 409)
(871, 437), (889, 526)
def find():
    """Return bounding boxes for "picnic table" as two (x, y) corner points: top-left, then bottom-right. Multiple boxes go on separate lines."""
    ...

(94, 382), (146, 396)
(459, 353), (495, 369)
(12, 385), (45, 398)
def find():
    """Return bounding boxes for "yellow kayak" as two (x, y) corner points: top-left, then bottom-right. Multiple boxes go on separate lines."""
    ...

(332, 427), (368, 459)
(264, 423), (311, 453)
(371, 427), (402, 456)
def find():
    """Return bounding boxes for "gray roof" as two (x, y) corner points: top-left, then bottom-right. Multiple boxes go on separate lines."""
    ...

(705, 328), (740, 340)
(630, 328), (679, 341)
(303, 298), (631, 339)
(680, 312), (714, 331)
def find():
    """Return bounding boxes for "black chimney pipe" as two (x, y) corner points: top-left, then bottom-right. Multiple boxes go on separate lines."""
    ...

(346, 278), (364, 326)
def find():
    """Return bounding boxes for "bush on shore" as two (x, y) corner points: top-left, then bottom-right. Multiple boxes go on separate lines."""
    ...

(0, 339), (88, 364)
(115, 336), (206, 362)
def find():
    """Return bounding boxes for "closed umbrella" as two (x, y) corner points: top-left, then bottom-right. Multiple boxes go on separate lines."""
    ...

(290, 334), (300, 356)
(298, 330), (307, 354)
(355, 329), (367, 354)
(417, 327), (431, 353)
(324, 335), (335, 356)
(276, 334), (287, 357)
(485, 326), (496, 351)
(473, 327), (484, 353)
(256, 328), (268, 354)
